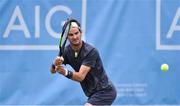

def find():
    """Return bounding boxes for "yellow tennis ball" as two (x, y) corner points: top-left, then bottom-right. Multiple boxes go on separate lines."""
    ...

(161, 64), (169, 72)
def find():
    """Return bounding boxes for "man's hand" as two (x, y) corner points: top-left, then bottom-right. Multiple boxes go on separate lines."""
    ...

(55, 65), (66, 76)
(50, 56), (64, 74)
(54, 56), (64, 66)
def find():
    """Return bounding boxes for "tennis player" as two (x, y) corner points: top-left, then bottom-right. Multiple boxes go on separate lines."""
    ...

(53, 19), (117, 105)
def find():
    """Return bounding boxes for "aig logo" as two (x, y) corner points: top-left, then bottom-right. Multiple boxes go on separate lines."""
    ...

(156, 0), (180, 50)
(0, 0), (86, 50)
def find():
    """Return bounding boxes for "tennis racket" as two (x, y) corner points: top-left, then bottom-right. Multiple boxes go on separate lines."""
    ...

(50, 19), (71, 73)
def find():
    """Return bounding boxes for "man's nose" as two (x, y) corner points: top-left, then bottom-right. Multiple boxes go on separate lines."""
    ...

(73, 34), (77, 39)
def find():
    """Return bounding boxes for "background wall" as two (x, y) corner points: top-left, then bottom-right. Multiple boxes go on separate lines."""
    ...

(0, 0), (180, 105)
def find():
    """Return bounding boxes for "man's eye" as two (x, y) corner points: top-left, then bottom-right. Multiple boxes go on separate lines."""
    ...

(75, 32), (79, 35)
(68, 34), (73, 36)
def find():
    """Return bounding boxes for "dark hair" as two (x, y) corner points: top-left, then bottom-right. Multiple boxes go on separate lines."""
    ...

(62, 18), (81, 32)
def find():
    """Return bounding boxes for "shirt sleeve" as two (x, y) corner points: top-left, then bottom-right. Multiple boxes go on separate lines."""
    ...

(82, 48), (98, 68)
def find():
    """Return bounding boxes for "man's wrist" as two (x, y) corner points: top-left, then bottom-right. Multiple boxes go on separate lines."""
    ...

(65, 70), (73, 79)
(64, 68), (68, 76)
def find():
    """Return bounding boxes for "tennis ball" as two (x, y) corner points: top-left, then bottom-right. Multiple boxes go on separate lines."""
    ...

(161, 64), (169, 72)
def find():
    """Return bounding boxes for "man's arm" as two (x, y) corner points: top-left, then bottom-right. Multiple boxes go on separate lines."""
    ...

(71, 65), (90, 82)
(56, 65), (91, 82)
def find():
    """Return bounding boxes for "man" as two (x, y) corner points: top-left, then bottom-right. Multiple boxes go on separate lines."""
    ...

(52, 19), (116, 105)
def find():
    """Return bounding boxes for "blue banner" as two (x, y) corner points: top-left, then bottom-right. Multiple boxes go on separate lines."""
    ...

(0, 0), (180, 105)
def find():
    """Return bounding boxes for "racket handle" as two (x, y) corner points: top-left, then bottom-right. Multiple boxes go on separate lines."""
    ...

(50, 64), (56, 74)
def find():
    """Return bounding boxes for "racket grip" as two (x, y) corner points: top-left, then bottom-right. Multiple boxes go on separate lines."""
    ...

(50, 64), (56, 74)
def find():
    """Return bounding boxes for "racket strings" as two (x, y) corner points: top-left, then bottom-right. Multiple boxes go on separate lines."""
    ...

(59, 20), (71, 56)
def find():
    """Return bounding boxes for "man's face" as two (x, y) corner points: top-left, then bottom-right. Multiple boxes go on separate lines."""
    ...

(68, 27), (82, 46)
